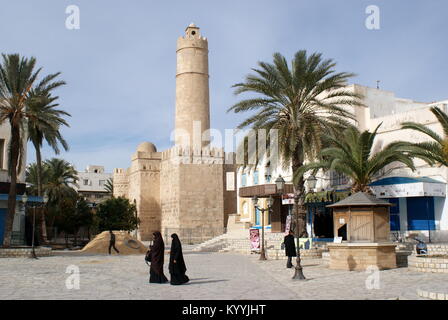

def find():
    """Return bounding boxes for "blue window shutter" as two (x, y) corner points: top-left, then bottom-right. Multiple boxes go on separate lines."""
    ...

(254, 171), (259, 185)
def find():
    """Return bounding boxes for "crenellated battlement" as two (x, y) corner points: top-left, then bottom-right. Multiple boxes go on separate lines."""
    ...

(161, 145), (225, 164)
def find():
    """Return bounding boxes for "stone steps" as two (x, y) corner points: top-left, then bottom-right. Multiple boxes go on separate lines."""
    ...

(192, 230), (325, 260)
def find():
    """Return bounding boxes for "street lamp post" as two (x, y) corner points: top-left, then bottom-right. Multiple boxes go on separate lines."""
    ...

(252, 195), (274, 260)
(22, 192), (49, 259)
(291, 174), (317, 280)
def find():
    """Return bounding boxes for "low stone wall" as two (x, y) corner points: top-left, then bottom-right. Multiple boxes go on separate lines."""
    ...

(267, 248), (323, 260)
(417, 289), (448, 300)
(408, 255), (448, 273)
(0, 247), (52, 258)
(327, 243), (397, 271)
(426, 244), (448, 255)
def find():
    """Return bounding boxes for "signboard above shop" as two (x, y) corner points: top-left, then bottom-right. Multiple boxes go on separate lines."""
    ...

(282, 193), (295, 205)
(370, 176), (446, 198)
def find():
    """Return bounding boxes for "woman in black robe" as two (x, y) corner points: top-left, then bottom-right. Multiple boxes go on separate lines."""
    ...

(169, 233), (189, 285)
(149, 231), (168, 284)
(284, 231), (297, 268)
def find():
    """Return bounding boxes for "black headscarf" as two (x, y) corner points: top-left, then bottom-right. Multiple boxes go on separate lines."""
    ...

(169, 233), (186, 274)
(150, 231), (165, 275)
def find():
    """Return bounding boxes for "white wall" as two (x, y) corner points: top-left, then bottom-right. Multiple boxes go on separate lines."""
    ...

(74, 165), (112, 193)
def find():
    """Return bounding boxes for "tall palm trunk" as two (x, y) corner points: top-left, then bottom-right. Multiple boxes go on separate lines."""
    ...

(35, 147), (48, 243)
(292, 157), (308, 238)
(3, 125), (20, 247)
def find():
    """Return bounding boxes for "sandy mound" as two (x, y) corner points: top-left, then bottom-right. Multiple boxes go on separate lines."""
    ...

(81, 231), (148, 255)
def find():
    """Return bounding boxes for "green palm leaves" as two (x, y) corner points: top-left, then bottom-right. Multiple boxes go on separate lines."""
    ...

(26, 158), (78, 205)
(296, 125), (420, 193)
(104, 178), (114, 194)
(401, 106), (448, 166)
(228, 50), (363, 172)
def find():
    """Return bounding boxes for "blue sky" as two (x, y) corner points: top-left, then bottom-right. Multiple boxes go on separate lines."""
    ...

(1, 0), (447, 172)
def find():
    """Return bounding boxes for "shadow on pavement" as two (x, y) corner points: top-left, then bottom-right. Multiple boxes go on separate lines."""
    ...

(187, 279), (229, 285)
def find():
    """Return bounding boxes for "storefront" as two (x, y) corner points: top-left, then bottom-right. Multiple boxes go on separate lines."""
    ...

(304, 190), (351, 240)
(369, 176), (447, 237)
(238, 183), (294, 232)
(0, 182), (27, 245)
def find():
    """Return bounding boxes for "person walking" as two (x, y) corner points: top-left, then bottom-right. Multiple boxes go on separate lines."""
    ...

(169, 233), (189, 285)
(108, 230), (119, 255)
(149, 231), (168, 284)
(284, 231), (296, 268)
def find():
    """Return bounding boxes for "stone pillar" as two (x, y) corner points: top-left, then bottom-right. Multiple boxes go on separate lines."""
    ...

(175, 23), (210, 148)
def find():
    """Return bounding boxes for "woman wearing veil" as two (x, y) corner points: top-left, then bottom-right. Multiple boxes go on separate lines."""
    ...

(169, 233), (189, 285)
(149, 231), (168, 284)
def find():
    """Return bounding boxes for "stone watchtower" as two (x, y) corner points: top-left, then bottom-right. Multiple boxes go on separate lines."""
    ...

(113, 24), (237, 243)
(175, 23), (210, 148)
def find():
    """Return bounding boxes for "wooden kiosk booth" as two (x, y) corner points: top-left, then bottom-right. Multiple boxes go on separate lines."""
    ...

(326, 192), (397, 271)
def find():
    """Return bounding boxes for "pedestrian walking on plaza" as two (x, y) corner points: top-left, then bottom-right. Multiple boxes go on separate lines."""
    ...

(284, 231), (296, 268)
(149, 231), (168, 284)
(169, 233), (189, 285)
(108, 230), (119, 255)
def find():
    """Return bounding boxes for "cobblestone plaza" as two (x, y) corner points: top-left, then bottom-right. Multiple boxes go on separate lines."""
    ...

(1, 252), (447, 300)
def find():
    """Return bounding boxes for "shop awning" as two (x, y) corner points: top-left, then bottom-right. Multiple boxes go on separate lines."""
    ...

(239, 183), (294, 198)
(0, 194), (45, 203)
(369, 176), (446, 198)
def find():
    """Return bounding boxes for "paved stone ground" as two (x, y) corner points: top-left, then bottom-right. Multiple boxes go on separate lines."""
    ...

(1, 252), (447, 300)
(250, 254), (448, 300)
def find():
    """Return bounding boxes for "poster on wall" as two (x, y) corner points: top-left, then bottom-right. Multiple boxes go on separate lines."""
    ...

(249, 228), (260, 251)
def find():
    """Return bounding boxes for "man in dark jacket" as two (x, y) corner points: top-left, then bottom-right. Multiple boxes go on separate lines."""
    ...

(284, 231), (296, 268)
(108, 230), (119, 255)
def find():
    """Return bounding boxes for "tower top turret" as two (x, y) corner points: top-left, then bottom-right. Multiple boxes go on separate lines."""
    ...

(183, 23), (205, 41)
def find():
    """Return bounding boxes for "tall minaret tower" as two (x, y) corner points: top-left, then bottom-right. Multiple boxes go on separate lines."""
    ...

(174, 23), (210, 148)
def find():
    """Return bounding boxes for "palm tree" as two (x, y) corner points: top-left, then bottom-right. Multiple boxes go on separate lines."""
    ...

(0, 54), (41, 247)
(228, 50), (363, 237)
(27, 79), (70, 243)
(104, 178), (113, 194)
(43, 158), (78, 206)
(296, 124), (428, 193)
(25, 162), (47, 195)
(27, 158), (78, 240)
(401, 106), (448, 166)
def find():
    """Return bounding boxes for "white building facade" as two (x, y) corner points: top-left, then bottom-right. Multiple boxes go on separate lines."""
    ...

(74, 165), (113, 206)
(0, 121), (28, 245)
(236, 84), (448, 241)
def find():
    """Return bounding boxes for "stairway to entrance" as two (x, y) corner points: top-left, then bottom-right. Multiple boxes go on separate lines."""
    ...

(191, 214), (324, 259)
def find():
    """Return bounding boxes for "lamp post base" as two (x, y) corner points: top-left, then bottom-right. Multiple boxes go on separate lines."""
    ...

(292, 266), (306, 280)
(259, 250), (267, 261)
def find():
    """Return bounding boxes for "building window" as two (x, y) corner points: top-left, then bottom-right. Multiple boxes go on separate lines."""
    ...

(242, 173), (247, 187)
(99, 180), (105, 186)
(265, 164), (271, 183)
(330, 171), (348, 187)
(83, 179), (89, 186)
(253, 170), (259, 185)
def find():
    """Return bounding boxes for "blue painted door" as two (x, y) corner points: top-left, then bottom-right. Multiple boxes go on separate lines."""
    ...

(406, 197), (435, 230)
(0, 208), (6, 245)
(387, 198), (401, 231)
